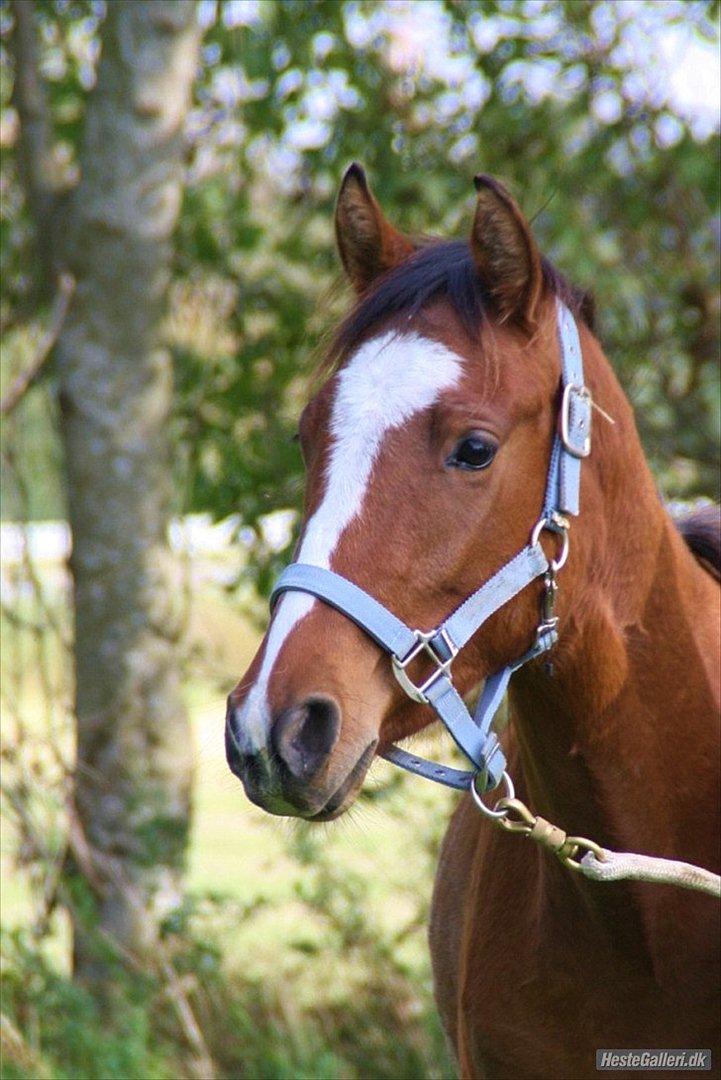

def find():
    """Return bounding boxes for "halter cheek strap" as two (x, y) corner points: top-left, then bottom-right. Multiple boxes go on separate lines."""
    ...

(270, 300), (591, 793)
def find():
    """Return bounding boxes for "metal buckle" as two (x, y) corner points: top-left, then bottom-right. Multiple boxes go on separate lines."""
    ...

(560, 383), (592, 458)
(391, 627), (458, 704)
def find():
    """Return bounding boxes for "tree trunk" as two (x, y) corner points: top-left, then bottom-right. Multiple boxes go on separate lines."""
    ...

(52, 0), (199, 983)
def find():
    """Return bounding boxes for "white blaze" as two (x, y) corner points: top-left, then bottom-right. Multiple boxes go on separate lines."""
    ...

(235, 330), (463, 752)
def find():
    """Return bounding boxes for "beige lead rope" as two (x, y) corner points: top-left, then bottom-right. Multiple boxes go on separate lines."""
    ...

(578, 849), (721, 897)
(471, 775), (721, 899)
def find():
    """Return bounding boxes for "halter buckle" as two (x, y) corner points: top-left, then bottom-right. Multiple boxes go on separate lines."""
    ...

(391, 627), (458, 704)
(560, 383), (592, 458)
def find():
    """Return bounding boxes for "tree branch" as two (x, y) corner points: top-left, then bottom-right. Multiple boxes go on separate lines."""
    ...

(11, 0), (60, 292)
(0, 1015), (52, 1080)
(0, 272), (75, 416)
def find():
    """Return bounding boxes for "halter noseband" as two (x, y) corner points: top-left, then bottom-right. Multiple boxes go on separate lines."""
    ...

(270, 300), (592, 794)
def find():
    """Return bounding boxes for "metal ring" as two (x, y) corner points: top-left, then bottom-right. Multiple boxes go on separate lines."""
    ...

(530, 516), (549, 548)
(530, 517), (569, 572)
(471, 770), (516, 819)
(550, 532), (569, 572)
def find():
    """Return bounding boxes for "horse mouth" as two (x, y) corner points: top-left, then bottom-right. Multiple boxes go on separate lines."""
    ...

(307, 741), (378, 821)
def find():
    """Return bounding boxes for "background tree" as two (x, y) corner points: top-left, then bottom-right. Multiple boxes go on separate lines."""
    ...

(9, 0), (201, 986)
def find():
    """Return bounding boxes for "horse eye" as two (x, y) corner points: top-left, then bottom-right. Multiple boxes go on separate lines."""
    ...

(447, 434), (497, 471)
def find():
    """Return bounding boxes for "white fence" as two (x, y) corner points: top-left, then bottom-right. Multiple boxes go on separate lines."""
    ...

(0, 510), (296, 603)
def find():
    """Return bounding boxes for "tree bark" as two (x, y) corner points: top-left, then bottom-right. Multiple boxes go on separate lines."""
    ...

(51, 0), (200, 983)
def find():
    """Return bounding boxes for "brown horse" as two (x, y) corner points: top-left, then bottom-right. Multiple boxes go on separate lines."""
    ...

(226, 165), (720, 1078)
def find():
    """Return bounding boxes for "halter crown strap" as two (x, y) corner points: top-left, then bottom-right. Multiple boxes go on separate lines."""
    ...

(270, 300), (590, 793)
(544, 300), (591, 518)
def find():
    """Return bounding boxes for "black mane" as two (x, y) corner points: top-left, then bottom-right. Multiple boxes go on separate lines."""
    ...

(676, 504), (721, 582)
(328, 239), (594, 366)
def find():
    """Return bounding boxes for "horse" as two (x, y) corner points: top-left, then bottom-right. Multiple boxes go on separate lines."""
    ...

(225, 163), (720, 1078)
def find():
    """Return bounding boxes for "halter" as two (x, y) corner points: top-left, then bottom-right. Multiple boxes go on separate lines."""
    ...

(270, 299), (592, 794)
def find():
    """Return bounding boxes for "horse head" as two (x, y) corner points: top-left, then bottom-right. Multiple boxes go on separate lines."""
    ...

(226, 164), (609, 819)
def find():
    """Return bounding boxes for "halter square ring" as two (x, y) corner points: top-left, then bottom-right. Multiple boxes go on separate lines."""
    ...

(391, 627), (459, 704)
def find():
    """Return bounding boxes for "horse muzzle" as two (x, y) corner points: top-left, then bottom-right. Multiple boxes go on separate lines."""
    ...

(225, 694), (377, 820)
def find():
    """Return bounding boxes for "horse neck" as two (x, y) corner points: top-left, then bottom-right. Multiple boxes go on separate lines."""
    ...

(508, 333), (720, 872)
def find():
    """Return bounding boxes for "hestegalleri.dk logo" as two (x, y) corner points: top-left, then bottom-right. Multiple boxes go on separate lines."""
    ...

(596, 1049), (712, 1071)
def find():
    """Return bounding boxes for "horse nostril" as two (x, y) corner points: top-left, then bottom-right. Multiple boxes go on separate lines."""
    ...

(225, 707), (245, 778)
(271, 695), (342, 783)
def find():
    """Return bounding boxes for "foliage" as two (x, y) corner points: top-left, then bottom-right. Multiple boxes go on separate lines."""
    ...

(1, 931), (168, 1080)
(2, 880), (451, 1080)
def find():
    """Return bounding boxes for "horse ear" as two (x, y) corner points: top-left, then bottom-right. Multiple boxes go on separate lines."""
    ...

(335, 163), (415, 293)
(470, 175), (543, 326)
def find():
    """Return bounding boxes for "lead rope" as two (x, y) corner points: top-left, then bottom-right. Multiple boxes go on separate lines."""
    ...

(471, 773), (721, 899)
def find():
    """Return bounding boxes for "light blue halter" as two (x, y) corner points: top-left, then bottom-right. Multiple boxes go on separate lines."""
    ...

(271, 300), (592, 793)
